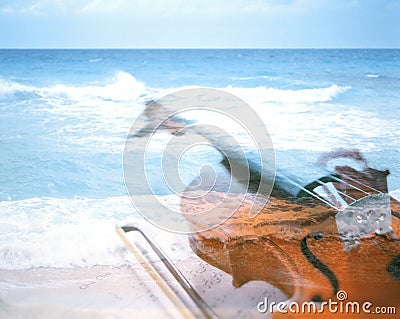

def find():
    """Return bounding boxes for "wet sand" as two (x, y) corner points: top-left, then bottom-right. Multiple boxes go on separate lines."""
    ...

(0, 265), (188, 319)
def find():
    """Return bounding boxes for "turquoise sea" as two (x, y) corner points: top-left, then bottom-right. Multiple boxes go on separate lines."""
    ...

(0, 49), (399, 269)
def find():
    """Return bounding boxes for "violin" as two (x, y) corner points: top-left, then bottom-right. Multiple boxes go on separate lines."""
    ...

(181, 153), (400, 318)
(131, 97), (399, 317)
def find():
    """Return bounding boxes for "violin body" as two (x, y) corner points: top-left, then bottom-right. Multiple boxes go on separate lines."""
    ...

(182, 174), (400, 318)
(135, 95), (399, 317)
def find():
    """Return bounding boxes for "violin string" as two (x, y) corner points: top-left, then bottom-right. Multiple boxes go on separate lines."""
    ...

(334, 173), (383, 194)
(329, 175), (373, 195)
(314, 179), (357, 201)
(321, 183), (348, 208)
(313, 179), (352, 209)
(280, 174), (341, 210)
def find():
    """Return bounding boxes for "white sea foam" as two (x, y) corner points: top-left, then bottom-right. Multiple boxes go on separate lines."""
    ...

(41, 72), (150, 103)
(224, 84), (350, 104)
(2, 71), (398, 154)
(1, 73), (348, 104)
(252, 103), (400, 152)
(231, 75), (273, 81)
(89, 58), (102, 63)
(0, 79), (35, 95)
(0, 196), (138, 270)
(1, 72), (150, 103)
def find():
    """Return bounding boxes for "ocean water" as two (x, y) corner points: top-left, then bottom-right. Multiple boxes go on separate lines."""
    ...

(0, 49), (399, 269)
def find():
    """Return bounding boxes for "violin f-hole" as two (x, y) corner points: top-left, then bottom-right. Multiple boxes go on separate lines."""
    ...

(301, 232), (340, 298)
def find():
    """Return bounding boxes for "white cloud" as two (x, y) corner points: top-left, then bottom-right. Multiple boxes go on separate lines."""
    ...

(0, 0), (396, 48)
(79, 0), (125, 14)
(1, 7), (14, 14)
(0, 0), (317, 17)
(74, 0), (321, 19)
(0, 0), (89, 15)
(2, 0), (397, 18)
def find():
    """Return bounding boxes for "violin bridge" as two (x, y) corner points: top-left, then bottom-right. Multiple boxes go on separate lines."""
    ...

(335, 193), (392, 251)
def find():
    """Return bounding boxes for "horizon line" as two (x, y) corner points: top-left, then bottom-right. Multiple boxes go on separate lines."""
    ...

(0, 47), (399, 50)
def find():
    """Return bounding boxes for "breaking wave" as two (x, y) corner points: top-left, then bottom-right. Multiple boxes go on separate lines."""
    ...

(0, 72), (150, 103)
(0, 196), (135, 269)
(0, 71), (349, 104)
(225, 84), (350, 104)
(1, 71), (398, 154)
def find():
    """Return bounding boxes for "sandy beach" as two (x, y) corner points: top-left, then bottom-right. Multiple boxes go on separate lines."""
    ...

(0, 265), (192, 319)
(0, 223), (282, 319)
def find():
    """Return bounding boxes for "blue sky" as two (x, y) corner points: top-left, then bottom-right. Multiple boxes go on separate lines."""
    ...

(0, 0), (399, 48)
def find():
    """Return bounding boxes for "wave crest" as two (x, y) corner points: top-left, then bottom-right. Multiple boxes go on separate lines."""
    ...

(225, 84), (350, 104)
(0, 79), (35, 95)
(1, 72), (349, 106)
(0, 72), (149, 103)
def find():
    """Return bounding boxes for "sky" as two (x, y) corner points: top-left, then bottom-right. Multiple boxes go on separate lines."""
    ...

(0, 0), (399, 48)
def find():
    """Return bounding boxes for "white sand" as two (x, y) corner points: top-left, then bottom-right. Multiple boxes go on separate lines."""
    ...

(0, 265), (187, 319)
